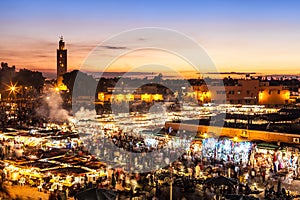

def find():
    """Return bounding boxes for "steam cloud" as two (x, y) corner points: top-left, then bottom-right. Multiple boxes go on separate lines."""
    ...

(36, 89), (70, 122)
(74, 107), (97, 121)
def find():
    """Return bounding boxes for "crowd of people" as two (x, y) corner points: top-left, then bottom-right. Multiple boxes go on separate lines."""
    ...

(0, 118), (300, 199)
(76, 120), (300, 199)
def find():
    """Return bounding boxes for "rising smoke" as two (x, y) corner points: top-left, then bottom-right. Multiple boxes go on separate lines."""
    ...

(36, 87), (70, 122)
(74, 107), (97, 121)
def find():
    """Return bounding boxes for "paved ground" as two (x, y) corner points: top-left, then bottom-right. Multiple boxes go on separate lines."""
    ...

(7, 185), (50, 200)
(6, 179), (300, 200)
(7, 185), (73, 200)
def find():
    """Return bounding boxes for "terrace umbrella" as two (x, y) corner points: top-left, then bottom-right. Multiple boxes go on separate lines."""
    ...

(244, 189), (263, 195)
(204, 176), (238, 187)
(75, 188), (98, 200)
(225, 194), (259, 200)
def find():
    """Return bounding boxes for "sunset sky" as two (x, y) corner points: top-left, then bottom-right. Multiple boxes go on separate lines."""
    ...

(1, 0), (300, 78)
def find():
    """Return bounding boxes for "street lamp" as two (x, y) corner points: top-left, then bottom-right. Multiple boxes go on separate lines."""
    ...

(10, 86), (16, 92)
(5, 82), (19, 121)
(233, 136), (239, 142)
(6, 82), (19, 98)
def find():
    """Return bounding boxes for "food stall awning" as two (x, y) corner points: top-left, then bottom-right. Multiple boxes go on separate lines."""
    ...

(257, 143), (278, 150)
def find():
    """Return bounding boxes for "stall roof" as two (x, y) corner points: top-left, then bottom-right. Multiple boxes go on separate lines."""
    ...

(43, 167), (89, 175)
(256, 143), (278, 150)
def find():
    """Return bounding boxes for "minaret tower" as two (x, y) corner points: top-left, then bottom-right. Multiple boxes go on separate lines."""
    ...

(57, 36), (67, 89)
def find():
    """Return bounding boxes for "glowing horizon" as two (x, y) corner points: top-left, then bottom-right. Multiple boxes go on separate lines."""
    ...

(1, 0), (300, 78)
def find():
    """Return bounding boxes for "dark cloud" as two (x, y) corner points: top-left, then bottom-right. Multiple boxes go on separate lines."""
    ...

(101, 45), (128, 50)
(35, 54), (50, 58)
(138, 37), (146, 41)
(206, 72), (258, 75)
(0, 49), (53, 60)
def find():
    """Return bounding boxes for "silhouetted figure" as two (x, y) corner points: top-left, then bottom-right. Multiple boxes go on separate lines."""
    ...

(111, 173), (116, 189)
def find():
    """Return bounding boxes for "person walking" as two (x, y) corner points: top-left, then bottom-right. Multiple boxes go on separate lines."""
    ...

(250, 168), (256, 183)
(261, 169), (266, 183)
(111, 173), (116, 189)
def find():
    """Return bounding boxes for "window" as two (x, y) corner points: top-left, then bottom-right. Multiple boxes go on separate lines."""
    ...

(278, 90), (280, 94)
(237, 91), (241, 95)
(60, 54), (63, 58)
(246, 90), (250, 95)
(217, 90), (225, 94)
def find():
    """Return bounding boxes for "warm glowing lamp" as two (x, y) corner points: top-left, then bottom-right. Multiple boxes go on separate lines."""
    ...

(233, 136), (238, 142)
(7, 82), (19, 96)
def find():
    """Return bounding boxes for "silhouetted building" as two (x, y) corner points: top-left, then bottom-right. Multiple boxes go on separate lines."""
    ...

(57, 36), (67, 90)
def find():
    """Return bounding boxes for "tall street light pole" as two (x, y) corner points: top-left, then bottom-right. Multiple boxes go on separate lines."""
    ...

(170, 163), (173, 200)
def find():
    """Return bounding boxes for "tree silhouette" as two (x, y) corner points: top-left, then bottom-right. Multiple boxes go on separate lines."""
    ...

(13, 68), (45, 93)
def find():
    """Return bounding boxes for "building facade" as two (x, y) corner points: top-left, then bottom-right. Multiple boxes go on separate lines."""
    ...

(224, 79), (260, 105)
(258, 82), (290, 105)
(195, 79), (290, 105)
(95, 79), (291, 105)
